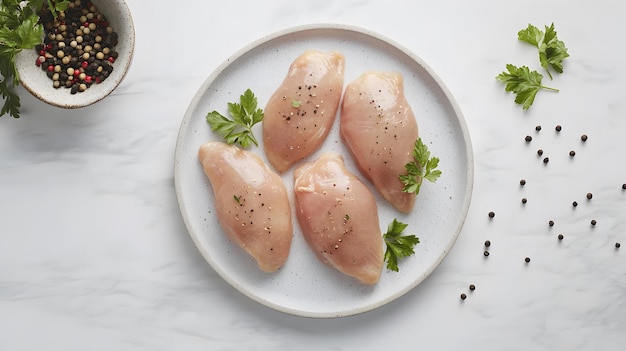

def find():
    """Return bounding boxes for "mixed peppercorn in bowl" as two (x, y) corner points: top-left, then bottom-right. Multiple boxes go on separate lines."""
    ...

(14, 0), (135, 109)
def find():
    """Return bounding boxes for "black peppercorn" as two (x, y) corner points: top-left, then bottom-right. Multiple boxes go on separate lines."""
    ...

(525, 257), (531, 263)
(543, 157), (549, 164)
(520, 179), (526, 186)
(591, 219), (597, 226)
(535, 125), (542, 131)
(555, 125), (562, 132)
(469, 284), (476, 291)
(616, 243), (621, 249)
(522, 198), (528, 204)
(549, 220), (555, 227)
(110, 33), (119, 46)
(488, 211), (495, 219)
(572, 201), (578, 207)
(525, 135), (532, 142)
(622, 183), (626, 190)
(558, 234), (564, 240)
(569, 150), (576, 157)
(586, 193), (593, 200)
(537, 149), (544, 156)
(483, 250), (490, 257)
(484, 240), (491, 247)
(581, 134), (588, 142)
(460, 293), (467, 300)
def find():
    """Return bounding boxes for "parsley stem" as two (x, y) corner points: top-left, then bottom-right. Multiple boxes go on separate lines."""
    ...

(542, 85), (560, 92)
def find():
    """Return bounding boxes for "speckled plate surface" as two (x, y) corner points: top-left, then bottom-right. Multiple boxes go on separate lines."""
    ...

(15, 0), (135, 109)
(175, 24), (474, 318)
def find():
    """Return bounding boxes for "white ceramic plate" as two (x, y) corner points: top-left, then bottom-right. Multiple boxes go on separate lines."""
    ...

(175, 24), (473, 318)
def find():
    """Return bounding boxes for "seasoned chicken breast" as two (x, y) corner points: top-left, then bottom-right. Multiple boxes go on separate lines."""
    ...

(293, 152), (384, 284)
(198, 141), (293, 272)
(340, 71), (419, 213)
(263, 50), (345, 173)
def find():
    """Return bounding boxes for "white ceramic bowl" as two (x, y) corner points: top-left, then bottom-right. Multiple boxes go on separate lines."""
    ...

(15, 0), (135, 109)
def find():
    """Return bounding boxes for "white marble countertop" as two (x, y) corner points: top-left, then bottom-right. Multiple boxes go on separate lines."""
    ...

(1, 0), (625, 349)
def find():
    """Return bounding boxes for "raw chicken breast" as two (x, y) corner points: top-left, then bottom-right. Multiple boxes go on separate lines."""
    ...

(263, 50), (345, 173)
(340, 71), (419, 213)
(293, 152), (384, 284)
(198, 141), (293, 272)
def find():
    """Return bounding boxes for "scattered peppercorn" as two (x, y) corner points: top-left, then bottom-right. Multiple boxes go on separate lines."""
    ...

(622, 183), (626, 190)
(460, 293), (467, 300)
(591, 219), (597, 226)
(488, 211), (495, 219)
(581, 134), (588, 142)
(543, 157), (549, 164)
(537, 149), (544, 156)
(586, 192), (593, 200)
(549, 220), (555, 227)
(483, 250), (490, 257)
(469, 284), (476, 291)
(572, 201), (578, 207)
(569, 150), (576, 157)
(558, 234), (564, 240)
(521, 198), (527, 204)
(484, 240), (491, 247)
(525, 135), (532, 142)
(535, 125), (542, 131)
(520, 179), (526, 186)
(555, 125), (562, 132)
(616, 243), (621, 249)
(525, 257), (531, 263)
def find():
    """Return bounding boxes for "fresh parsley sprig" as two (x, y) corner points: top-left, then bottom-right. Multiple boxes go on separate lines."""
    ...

(496, 22), (568, 110)
(496, 64), (559, 110)
(400, 138), (442, 195)
(0, 0), (69, 119)
(518, 23), (569, 80)
(206, 89), (264, 148)
(383, 218), (420, 272)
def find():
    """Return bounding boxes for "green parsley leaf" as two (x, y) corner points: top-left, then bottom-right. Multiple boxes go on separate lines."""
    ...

(496, 64), (559, 110)
(233, 195), (242, 205)
(0, 0), (68, 119)
(51, 0), (69, 13)
(0, 76), (21, 118)
(518, 23), (569, 80)
(383, 218), (420, 272)
(206, 89), (264, 148)
(15, 16), (44, 48)
(291, 99), (301, 108)
(400, 138), (442, 195)
(517, 24), (543, 47)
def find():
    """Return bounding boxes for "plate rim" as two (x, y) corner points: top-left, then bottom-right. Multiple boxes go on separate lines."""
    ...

(174, 23), (475, 318)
